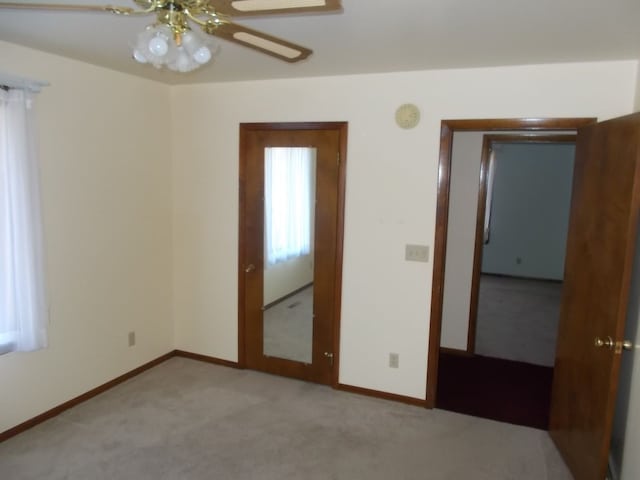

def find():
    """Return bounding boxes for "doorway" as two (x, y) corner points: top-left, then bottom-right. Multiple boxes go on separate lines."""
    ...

(436, 132), (577, 428)
(238, 122), (348, 386)
(426, 118), (596, 411)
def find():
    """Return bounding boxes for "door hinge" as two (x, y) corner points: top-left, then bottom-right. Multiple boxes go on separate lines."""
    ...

(337, 153), (340, 166)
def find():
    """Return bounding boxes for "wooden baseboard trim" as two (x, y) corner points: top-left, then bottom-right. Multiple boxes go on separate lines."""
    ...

(337, 383), (427, 408)
(173, 349), (241, 369)
(0, 351), (175, 443)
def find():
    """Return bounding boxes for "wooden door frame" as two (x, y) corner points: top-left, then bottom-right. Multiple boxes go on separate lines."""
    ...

(466, 134), (578, 354)
(425, 118), (596, 408)
(237, 121), (348, 388)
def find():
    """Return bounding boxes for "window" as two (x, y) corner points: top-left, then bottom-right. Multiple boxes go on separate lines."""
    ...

(264, 147), (315, 266)
(0, 86), (47, 354)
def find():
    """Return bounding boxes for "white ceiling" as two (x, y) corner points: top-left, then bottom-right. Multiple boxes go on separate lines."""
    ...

(0, 0), (639, 85)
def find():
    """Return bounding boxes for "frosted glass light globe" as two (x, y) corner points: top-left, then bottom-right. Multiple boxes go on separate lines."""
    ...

(193, 46), (211, 65)
(181, 31), (195, 47)
(132, 49), (148, 64)
(148, 36), (169, 57)
(176, 51), (191, 72)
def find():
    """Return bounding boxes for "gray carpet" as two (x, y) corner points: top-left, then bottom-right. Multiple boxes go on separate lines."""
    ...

(0, 358), (572, 479)
(475, 275), (562, 367)
(263, 286), (313, 363)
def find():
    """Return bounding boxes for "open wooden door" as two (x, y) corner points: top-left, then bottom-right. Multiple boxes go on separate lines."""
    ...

(550, 113), (640, 480)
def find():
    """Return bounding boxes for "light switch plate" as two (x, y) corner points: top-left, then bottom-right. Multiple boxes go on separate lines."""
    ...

(405, 244), (429, 262)
(389, 353), (399, 368)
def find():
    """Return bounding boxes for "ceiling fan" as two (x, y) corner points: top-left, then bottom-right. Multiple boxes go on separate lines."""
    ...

(0, 0), (342, 72)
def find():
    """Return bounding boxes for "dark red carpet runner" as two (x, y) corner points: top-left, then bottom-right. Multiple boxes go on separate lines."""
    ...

(436, 352), (553, 430)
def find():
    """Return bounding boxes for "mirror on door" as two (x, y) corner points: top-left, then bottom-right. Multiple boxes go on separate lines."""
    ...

(262, 146), (317, 364)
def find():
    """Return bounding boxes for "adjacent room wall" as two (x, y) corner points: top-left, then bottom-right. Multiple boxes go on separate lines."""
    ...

(0, 41), (173, 433)
(439, 136), (574, 350)
(171, 60), (636, 399)
(481, 143), (575, 279)
(635, 61), (640, 111)
(623, 62), (640, 476)
(440, 132), (482, 350)
(610, 216), (640, 480)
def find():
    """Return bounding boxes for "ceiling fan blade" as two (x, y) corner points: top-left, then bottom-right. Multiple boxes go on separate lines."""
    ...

(0, 2), (135, 14)
(213, 0), (341, 17)
(209, 21), (311, 62)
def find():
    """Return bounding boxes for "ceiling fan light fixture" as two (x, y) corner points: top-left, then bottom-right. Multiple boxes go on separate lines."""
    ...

(233, 31), (301, 59)
(132, 23), (216, 73)
(0, 0), (344, 71)
(231, 0), (328, 12)
(148, 34), (169, 56)
(193, 46), (212, 64)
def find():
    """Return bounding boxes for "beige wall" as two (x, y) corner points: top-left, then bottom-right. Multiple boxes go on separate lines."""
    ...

(0, 41), (173, 433)
(171, 60), (637, 400)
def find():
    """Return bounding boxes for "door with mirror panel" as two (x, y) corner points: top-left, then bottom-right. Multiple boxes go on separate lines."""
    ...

(239, 122), (347, 385)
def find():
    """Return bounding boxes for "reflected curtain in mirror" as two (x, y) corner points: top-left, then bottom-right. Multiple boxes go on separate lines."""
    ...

(264, 147), (314, 266)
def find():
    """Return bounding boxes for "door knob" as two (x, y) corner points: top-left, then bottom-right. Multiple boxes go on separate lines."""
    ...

(595, 337), (634, 353)
(595, 336), (614, 349)
(244, 264), (256, 273)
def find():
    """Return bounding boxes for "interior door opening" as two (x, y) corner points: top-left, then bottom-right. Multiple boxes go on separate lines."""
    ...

(436, 133), (576, 429)
(427, 114), (640, 480)
(238, 122), (347, 386)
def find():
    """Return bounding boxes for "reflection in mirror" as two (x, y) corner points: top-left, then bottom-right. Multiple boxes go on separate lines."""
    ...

(263, 147), (316, 363)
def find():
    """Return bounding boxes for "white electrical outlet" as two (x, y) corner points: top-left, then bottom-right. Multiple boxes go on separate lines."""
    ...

(405, 244), (429, 263)
(128, 331), (136, 347)
(389, 352), (399, 368)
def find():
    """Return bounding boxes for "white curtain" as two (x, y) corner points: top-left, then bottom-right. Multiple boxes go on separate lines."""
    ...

(264, 147), (313, 266)
(484, 148), (497, 244)
(0, 88), (48, 354)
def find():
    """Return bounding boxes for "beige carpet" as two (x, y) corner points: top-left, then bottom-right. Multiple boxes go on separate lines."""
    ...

(0, 358), (572, 479)
(263, 286), (313, 363)
(475, 275), (562, 366)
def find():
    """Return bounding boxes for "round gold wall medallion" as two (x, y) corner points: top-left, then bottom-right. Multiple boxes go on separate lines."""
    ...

(395, 103), (420, 129)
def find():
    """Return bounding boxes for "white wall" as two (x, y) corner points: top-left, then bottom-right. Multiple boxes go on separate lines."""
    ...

(0, 42), (173, 433)
(171, 60), (637, 400)
(482, 143), (575, 280)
